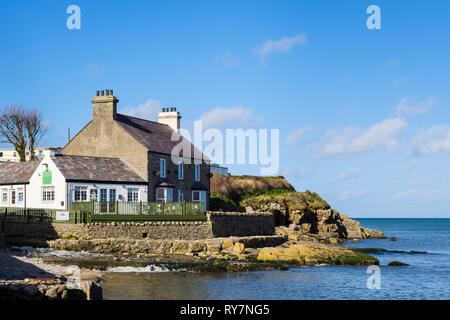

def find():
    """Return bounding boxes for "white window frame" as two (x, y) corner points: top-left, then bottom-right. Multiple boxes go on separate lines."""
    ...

(73, 186), (88, 202)
(127, 188), (139, 202)
(195, 164), (200, 182)
(42, 186), (55, 203)
(160, 158), (166, 178)
(178, 161), (184, 180)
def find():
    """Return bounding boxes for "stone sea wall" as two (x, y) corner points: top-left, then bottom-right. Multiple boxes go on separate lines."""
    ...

(9, 235), (286, 257)
(3, 211), (276, 241)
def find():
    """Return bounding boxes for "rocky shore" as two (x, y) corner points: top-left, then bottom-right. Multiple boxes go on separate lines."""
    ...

(0, 251), (102, 300)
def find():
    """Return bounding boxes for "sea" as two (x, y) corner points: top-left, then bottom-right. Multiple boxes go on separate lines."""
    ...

(101, 219), (450, 300)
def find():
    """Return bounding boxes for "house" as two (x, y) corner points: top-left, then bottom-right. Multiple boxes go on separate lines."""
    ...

(0, 147), (62, 162)
(0, 89), (210, 210)
(0, 150), (147, 210)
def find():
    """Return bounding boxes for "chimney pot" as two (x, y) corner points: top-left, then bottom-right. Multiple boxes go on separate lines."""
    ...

(110, 89), (114, 95)
(174, 107), (177, 111)
(96, 90), (99, 96)
(101, 90), (104, 96)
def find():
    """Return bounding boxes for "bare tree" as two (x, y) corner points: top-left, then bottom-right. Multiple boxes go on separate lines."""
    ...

(0, 106), (28, 161)
(0, 105), (48, 162)
(24, 109), (48, 161)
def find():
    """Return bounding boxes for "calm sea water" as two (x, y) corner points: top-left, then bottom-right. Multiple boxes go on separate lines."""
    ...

(102, 219), (450, 300)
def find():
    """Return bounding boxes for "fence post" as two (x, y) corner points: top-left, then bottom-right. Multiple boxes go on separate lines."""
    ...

(116, 201), (118, 215)
(139, 201), (142, 215)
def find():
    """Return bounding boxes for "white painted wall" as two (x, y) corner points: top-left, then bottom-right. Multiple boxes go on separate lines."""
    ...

(26, 152), (67, 210)
(0, 151), (148, 210)
(67, 182), (148, 209)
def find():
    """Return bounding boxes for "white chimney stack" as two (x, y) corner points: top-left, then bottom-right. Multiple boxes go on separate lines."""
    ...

(158, 107), (181, 132)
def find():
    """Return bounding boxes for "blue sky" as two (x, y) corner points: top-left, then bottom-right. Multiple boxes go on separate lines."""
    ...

(1, 0), (450, 217)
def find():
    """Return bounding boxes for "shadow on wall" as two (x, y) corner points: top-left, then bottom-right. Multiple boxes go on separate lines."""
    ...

(1, 208), (59, 244)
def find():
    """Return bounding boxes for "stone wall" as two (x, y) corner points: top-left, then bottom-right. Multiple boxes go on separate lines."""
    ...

(8, 235), (286, 256)
(4, 221), (213, 240)
(208, 212), (275, 237)
(3, 211), (276, 241)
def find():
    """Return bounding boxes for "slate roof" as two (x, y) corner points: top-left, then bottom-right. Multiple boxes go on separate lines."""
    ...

(52, 155), (147, 183)
(0, 161), (41, 185)
(115, 113), (209, 161)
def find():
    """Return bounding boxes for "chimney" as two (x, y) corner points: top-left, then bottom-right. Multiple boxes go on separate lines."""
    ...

(91, 89), (119, 121)
(158, 107), (181, 132)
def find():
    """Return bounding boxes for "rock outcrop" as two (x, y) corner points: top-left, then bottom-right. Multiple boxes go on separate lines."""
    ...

(257, 242), (379, 266)
(244, 199), (385, 240)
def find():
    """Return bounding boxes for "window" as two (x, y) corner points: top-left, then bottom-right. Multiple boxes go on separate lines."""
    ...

(100, 189), (107, 202)
(178, 162), (184, 180)
(42, 186), (55, 202)
(74, 186), (87, 202)
(178, 189), (183, 202)
(1, 189), (7, 203)
(109, 189), (116, 202)
(18, 188), (24, 204)
(0, 152), (3, 157)
(160, 158), (166, 178)
(156, 188), (173, 202)
(10, 190), (16, 205)
(127, 188), (139, 202)
(194, 164), (200, 181)
(39, 150), (43, 156)
(192, 190), (206, 212)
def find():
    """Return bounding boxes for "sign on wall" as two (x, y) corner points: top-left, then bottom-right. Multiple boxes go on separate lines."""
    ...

(42, 168), (52, 185)
(56, 211), (70, 221)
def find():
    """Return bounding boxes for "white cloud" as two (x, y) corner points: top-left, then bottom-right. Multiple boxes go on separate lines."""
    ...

(392, 187), (447, 202)
(317, 118), (408, 158)
(400, 160), (417, 172)
(256, 34), (307, 61)
(199, 106), (264, 128)
(281, 167), (315, 181)
(410, 125), (450, 155)
(392, 188), (418, 200)
(395, 96), (436, 116)
(409, 178), (439, 188)
(337, 168), (360, 182)
(393, 77), (404, 88)
(339, 189), (368, 200)
(120, 99), (162, 121)
(213, 51), (238, 67)
(284, 126), (310, 145)
(386, 58), (399, 67)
